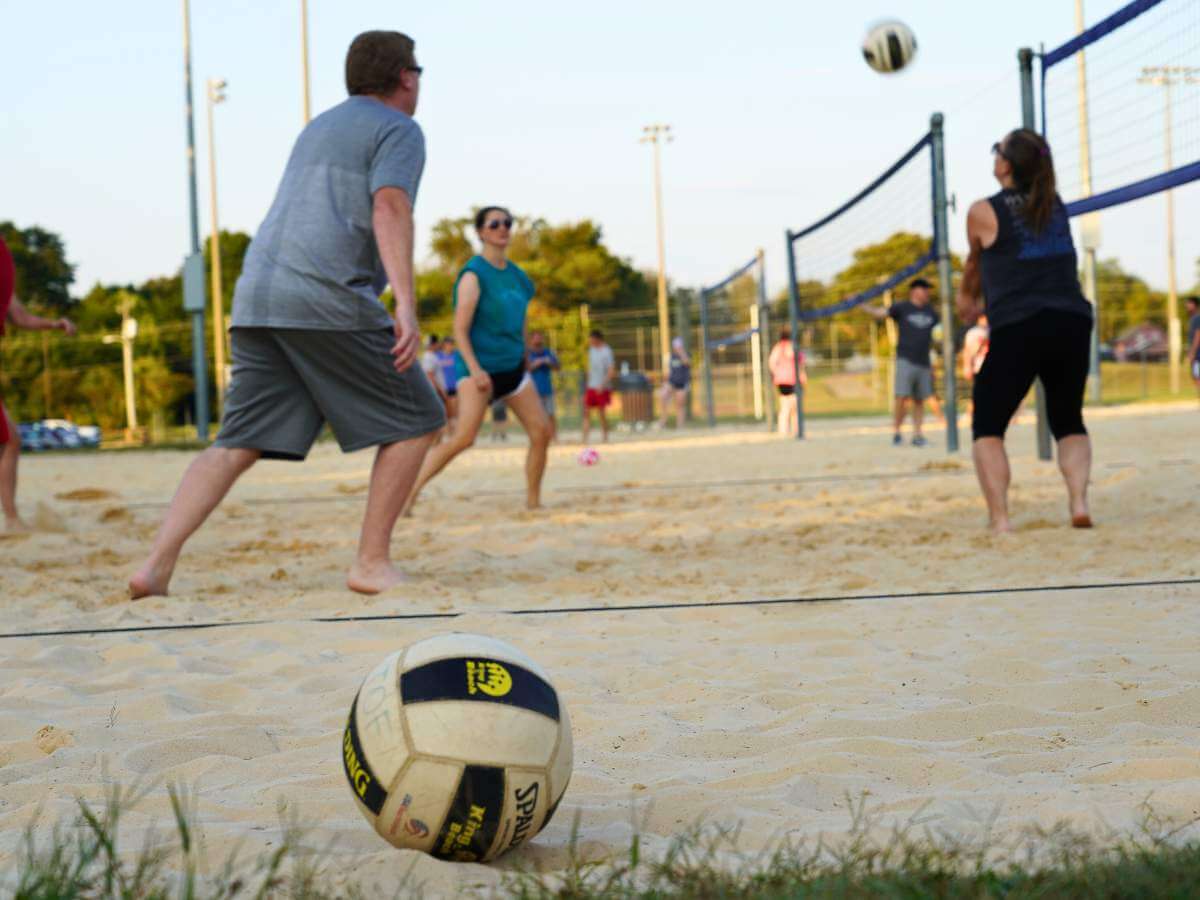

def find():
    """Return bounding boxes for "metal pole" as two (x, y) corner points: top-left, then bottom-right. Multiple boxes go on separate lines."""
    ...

(930, 113), (959, 453)
(785, 232), (804, 439)
(300, 0), (312, 124)
(756, 249), (774, 427)
(641, 125), (673, 377)
(1074, 0), (1102, 402)
(182, 0), (210, 441)
(1020, 47), (1053, 461)
(1164, 79), (1180, 394)
(120, 295), (138, 436)
(206, 79), (227, 413)
(700, 289), (715, 426)
(750, 304), (764, 420)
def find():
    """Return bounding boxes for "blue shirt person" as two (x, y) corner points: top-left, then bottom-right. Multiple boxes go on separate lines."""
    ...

(526, 330), (561, 437)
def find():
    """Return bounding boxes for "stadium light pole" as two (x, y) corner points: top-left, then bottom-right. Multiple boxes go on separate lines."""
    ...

(1137, 66), (1199, 395)
(300, 0), (312, 124)
(641, 124), (673, 379)
(1074, 0), (1102, 403)
(181, 0), (210, 441)
(206, 78), (229, 413)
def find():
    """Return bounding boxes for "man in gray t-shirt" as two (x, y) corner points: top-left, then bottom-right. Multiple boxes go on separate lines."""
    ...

(131, 31), (443, 601)
(583, 330), (616, 444)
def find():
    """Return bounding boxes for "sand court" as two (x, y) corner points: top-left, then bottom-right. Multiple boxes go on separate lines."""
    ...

(2, 404), (1199, 894)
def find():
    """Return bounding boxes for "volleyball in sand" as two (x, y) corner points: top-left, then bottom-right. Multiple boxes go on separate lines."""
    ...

(342, 633), (572, 862)
(577, 447), (600, 467)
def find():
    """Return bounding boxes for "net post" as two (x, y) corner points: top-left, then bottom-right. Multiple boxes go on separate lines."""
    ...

(785, 232), (804, 440)
(1020, 47), (1054, 462)
(930, 113), (959, 454)
(756, 248), (775, 430)
(699, 289), (716, 427)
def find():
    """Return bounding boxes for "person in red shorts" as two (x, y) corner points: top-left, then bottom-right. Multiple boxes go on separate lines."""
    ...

(0, 234), (76, 531)
(583, 329), (615, 444)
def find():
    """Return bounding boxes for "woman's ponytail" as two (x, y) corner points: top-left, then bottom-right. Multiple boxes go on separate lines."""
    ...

(1002, 129), (1057, 234)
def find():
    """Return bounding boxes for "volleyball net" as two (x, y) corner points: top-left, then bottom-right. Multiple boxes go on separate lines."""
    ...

(1041, 0), (1200, 217)
(697, 253), (772, 426)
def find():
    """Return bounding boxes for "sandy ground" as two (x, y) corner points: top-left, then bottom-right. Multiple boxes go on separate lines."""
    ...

(2, 405), (1199, 895)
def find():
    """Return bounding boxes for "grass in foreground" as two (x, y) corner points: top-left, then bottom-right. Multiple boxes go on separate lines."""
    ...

(10, 789), (1200, 898)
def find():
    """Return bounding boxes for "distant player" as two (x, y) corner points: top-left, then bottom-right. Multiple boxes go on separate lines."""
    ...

(527, 330), (560, 440)
(767, 327), (806, 437)
(437, 336), (459, 434)
(864, 278), (939, 447)
(130, 31), (444, 597)
(1187, 295), (1199, 401)
(0, 234), (77, 531)
(583, 329), (615, 444)
(421, 333), (448, 406)
(658, 337), (690, 430)
(958, 129), (1094, 533)
(402, 206), (552, 513)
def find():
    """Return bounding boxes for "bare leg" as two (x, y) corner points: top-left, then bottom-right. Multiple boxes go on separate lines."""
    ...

(658, 385), (671, 428)
(599, 408), (609, 443)
(582, 408), (591, 445)
(777, 394), (788, 435)
(402, 383), (487, 516)
(1, 406), (24, 531)
(674, 389), (686, 430)
(129, 446), (260, 598)
(1057, 433), (1092, 526)
(912, 400), (925, 437)
(893, 398), (908, 437)
(347, 431), (438, 594)
(506, 382), (552, 510)
(972, 437), (1012, 533)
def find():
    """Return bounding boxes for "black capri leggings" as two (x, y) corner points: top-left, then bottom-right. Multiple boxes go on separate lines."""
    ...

(972, 309), (1092, 442)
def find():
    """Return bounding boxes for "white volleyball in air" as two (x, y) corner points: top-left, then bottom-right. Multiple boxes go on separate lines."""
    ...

(861, 20), (918, 74)
(342, 633), (573, 863)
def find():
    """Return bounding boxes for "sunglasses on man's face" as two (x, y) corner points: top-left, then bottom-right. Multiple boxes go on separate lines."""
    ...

(405, 65), (424, 76)
(486, 218), (514, 231)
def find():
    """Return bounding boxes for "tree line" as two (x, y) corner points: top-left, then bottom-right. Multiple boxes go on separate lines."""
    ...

(0, 219), (1192, 431)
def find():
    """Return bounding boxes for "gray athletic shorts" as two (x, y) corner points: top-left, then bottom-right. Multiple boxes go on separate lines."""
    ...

(538, 393), (556, 418)
(894, 359), (934, 401)
(215, 328), (446, 461)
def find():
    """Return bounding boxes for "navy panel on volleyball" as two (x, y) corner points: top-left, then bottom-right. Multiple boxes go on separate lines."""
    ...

(1041, 0), (1200, 217)
(784, 130), (938, 324)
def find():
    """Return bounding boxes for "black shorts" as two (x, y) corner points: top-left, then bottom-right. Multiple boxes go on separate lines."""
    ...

(776, 384), (795, 397)
(489, 364), (529, 401)
(972, 309), (1091, 442)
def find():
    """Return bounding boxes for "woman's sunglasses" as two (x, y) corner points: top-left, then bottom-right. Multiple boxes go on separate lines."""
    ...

(485, 218), (514, 231)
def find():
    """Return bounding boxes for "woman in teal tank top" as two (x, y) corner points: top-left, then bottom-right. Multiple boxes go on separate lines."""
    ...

(403, 207), (553, 515)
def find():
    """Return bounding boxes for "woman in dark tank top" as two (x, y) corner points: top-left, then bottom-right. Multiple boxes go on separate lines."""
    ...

(956, 128), (1094, 534)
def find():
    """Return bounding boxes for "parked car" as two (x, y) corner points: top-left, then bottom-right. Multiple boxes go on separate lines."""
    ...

(17, 420), (102, 451)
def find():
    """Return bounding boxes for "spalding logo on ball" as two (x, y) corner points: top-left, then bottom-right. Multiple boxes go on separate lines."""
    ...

(862, 20), (918, 74)
(577, 447), (600, 467)
(342, 633), (572, 863)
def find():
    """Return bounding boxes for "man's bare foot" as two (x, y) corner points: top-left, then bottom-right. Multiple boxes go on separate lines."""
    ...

(347, 560), (410, 595)
(4, 516), (30, 533)
(129, 560), (172, 600)
(989, 517), (1014, 535)
(1071, 513), (1094, 528)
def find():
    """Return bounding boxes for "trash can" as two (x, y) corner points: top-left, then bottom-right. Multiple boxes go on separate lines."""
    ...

(616, 371), (654, 424)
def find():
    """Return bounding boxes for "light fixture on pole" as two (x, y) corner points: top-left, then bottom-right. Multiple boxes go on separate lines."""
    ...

(1137, 65), (1199, 394)
(206, 78), (228, 411)
(640, 124), (673, 377)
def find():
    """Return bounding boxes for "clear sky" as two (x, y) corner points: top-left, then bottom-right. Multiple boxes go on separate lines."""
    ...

(3, 0), (1197, 301)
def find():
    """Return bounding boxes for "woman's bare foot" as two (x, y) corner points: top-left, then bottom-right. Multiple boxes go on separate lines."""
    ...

(129, 559), (172, 600)
(347, 560), (410, 595)
(4, 515), (30, 533)
(1071, 513), (1094, 528)
(989, 517), (1014, 535)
